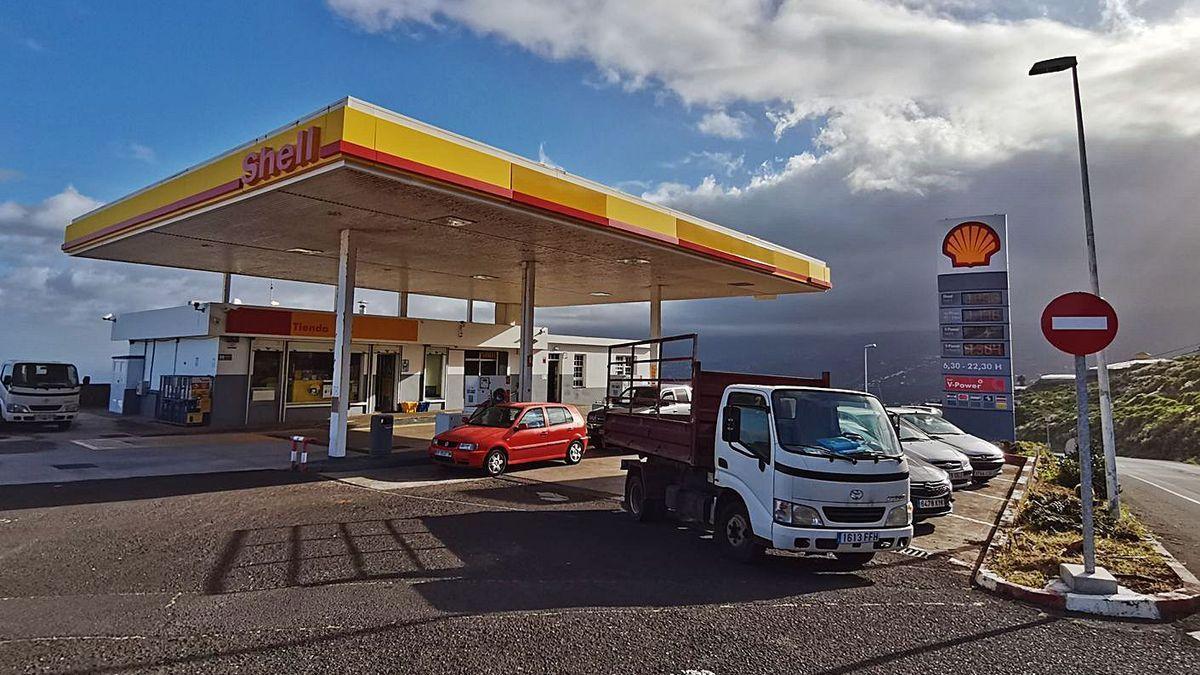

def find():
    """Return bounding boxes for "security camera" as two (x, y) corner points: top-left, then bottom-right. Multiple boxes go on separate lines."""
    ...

(189, 300), (207, 312)
(101, 313), (115, 322)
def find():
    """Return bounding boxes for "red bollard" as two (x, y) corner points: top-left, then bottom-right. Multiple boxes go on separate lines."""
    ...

(290, 435), (310, 471)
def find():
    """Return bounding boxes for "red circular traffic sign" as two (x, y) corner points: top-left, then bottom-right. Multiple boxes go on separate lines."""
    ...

(1040, 292), (1118, 356)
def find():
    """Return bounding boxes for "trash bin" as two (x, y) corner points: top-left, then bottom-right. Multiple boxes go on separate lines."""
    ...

(370, 413), (394, 456)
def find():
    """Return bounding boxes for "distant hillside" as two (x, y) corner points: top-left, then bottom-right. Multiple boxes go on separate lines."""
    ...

(1015, 354), (1200, 463)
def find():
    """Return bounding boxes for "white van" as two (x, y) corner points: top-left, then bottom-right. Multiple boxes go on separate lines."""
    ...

(0, 361), (81, 429)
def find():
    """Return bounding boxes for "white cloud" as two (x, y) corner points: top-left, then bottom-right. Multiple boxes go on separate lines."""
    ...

(696, 109), (752, 139)
(537, 141), (562, 169)
(327, 0), (1200, 194)
(127, 142), (157, 163)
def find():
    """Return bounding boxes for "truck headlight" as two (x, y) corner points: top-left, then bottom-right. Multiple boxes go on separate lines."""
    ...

(6, 403), (29, 413)
(457, 442), (477, 452)
(885, 503), (912, 527)
(773, 499), (824, 527)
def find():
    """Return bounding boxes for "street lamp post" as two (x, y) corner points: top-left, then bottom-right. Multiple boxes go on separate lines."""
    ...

(863, 344), (877, 395)
(1029, 56), (1121, 516)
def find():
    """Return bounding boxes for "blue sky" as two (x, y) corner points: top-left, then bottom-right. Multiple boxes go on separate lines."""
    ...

(2, 1), (1199, 395)
(0, 1), (804, 206)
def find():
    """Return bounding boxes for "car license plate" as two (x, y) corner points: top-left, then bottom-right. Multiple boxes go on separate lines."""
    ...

(837, 531), (879, 545)
(434, 449), (453, 458)
(917, 498), (947, 510)
(950, 471), (970, 481)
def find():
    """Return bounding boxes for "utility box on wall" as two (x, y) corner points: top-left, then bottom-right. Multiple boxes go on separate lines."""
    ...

(109, 355), (145, 415)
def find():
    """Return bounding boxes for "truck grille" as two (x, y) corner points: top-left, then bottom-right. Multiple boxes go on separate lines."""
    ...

(29, 405), (61, 412)
(822, 506), (885, 523)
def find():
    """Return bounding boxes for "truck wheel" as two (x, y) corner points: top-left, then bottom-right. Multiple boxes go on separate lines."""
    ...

(483, 449), (508, 477)
(624, 472), (661, 522)
(830, 552), (875, 569)
(716, 500), (764, 563)
(565, 440), (584, 465)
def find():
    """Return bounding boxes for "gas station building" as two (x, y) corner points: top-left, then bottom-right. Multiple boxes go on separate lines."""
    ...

(66, 97), (831, 457)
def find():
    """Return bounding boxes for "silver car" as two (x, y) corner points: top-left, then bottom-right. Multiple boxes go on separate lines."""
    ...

(908, 455), (953, 520)
(896, 419), (974, 489)
(893, 408), (1006, 484)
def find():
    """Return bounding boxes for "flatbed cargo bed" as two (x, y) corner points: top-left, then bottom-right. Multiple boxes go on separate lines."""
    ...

(602, 336), (829, 469)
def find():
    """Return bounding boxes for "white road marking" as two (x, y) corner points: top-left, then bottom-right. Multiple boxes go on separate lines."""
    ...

(536, 491), (569, 502)
(956, 491), (1008, 502)
(1124, 473), (1200, 507)
(946, 513), (994, 527)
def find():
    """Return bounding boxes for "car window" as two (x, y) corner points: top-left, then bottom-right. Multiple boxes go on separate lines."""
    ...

(661, 391), (675, 402)
(676, 388), (691, 403)
(520, 408), (546, 429)
(547, 407), (572, 425)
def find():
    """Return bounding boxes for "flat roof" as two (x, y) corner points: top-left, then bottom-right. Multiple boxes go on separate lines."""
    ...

(65, 97), (830, 307)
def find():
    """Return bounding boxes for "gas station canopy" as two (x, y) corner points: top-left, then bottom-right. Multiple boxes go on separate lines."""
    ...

(64, 97), (830, 306)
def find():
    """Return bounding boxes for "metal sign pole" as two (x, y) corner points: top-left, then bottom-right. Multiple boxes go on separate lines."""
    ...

(1074, 354), (1096, 574)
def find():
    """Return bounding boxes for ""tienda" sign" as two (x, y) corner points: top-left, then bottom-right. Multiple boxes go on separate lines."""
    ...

(241, 126), (321, 187)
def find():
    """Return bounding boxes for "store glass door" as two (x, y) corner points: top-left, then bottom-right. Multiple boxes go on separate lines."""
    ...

(375, 353), (397, 412)
(247, 350), (283, 426)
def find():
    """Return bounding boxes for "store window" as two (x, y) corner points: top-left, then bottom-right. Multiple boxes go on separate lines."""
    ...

(286, 351), (364, 404)
(464, 350), (509, 376)
(572, 354), (586, 389)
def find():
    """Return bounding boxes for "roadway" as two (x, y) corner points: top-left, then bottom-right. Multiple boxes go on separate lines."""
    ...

(1119, 457), (1200, 576)
(2, 454), (1198, 672)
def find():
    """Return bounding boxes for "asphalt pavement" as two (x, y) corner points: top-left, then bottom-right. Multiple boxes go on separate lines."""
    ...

(1120, 457), (1200, 576)
(2, 459), (1198, 673)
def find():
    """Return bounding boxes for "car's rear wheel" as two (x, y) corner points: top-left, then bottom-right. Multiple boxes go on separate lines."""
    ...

(565, 440), (584, 465)
(483, 448), (507, 477)
(716, 499), (764, 563)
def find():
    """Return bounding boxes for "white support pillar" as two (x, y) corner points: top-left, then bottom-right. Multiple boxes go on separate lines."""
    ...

(467, 299), (475, 323)
(329, 229), (358, 459)
(518, 262), (536, 402)
(649, 283), (662, 381)
(396, 291), (409, 317)
(221, 273), (232, 304)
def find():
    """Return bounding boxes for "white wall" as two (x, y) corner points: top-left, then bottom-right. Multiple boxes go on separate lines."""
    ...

(113, 305), (213, 341)
(216, 337), (250, 376)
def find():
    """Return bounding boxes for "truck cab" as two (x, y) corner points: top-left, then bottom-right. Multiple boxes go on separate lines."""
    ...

(715, 386), (912, 566)
(0, 360), (81, 429)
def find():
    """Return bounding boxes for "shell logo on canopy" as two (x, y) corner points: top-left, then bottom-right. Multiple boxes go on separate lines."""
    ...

(942, 221), (1001, 268)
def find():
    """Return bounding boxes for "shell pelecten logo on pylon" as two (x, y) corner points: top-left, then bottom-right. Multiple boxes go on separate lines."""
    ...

(942, 220), (1002, 268)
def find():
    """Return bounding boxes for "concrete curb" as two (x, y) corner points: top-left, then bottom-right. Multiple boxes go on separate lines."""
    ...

(973, 451), (1200, 621)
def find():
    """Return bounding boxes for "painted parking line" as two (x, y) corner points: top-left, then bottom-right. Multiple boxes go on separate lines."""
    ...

(1124, 474), (1200, 507)
(955, 491), (1008, 502)
(945, 513), (994, 527)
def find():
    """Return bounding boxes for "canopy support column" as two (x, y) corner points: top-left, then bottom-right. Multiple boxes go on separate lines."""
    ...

(396, 291), (408, 317)
(467, 299), (474, 323)
(329, 229), (358, 459)
(518, 262), (536, 402)
(649, 283), (662, 381)
(220, 273), (232, 304)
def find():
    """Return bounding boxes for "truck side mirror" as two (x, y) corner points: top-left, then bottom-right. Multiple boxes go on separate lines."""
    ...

(82, 375), (91, 386)
(1, 375), (9, 387)
(721, 405), (741, 443)
(889, 413), (902, 441)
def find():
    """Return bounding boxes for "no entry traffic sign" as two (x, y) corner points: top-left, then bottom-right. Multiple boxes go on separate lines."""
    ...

(1040, 292), (1118, 356)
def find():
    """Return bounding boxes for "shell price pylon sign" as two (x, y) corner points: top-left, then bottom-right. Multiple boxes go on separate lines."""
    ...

(936, 214), (1015, 442)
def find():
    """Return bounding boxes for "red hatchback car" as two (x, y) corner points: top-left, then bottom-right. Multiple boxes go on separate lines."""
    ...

(429, 402), (589, 476)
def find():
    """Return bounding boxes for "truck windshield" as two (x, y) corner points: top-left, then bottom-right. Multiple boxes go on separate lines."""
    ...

(468, 405), (522, 428)
(771, 390), (902, 458)
(901, 412), (964, 436)
(11, 363), (79, 389)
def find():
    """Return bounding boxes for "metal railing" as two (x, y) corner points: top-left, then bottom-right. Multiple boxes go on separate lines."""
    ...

(605, 334), (697, 417)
